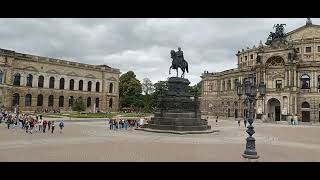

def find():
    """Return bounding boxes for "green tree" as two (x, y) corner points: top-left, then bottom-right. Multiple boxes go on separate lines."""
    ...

(72, 98), (86, 112)
(150, 81), (168, 110)
(119, 71), (142, 109)
(190, 81), (202, 97)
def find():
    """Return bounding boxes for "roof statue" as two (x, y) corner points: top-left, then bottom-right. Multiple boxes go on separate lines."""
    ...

(265, 24), (287, 47)
(306, 18), (312, 26)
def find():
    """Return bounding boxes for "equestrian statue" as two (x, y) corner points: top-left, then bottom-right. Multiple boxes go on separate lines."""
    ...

(169, 47), (189, 78)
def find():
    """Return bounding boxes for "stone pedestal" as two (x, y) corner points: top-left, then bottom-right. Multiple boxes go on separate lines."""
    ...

(143, 77), (212, 133)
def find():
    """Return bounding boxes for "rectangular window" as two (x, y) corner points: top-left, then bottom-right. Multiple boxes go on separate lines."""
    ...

(306, 47), (311, 53)
(276, 80), (282, 89)
(245, 56), (247, 60)
(250, 54), (253, 59)
(318, 46), (320, 52)
(208, 85), (212, 92)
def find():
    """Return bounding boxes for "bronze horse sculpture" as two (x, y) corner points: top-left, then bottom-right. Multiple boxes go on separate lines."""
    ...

(169, 50), (189, 78)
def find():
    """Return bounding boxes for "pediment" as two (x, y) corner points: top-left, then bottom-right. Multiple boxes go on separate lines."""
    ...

(23, 66), (38, 72)
(107, 77), (117, 81)
(85, 74), (96, 79)
(46, 69), (59, 74)
(286, 25), (320, 41)
(66, 71), (79, 76)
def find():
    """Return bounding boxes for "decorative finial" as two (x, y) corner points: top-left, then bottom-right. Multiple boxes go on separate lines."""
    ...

(306, 18), (312, 26)
(259, 40), (263, 47)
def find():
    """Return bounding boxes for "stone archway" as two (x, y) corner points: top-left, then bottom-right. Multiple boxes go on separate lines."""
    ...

(267, 98), (281, 121)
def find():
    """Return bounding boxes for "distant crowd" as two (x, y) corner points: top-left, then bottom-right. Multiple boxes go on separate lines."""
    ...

(0, 111), (64, 134)
(108, 116), (146, 130)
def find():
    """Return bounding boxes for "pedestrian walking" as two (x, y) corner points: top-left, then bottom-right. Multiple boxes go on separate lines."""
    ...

(25, 120), (29, 133)
(238, 119), (241, 126)
(59, 120), (64, 133)
(29, 119), (34, 134)
(112, 119), (116, 130)
(124, 120), (128, 130)
(6, 117), (11, 129)
(215, 116), (218, 126)
(38, 119), (43, 132)
(109, 119), (113, 130)
(48, 120), (51, 131)
(51, 121), (55, 134)
(43, 120), (47, 133)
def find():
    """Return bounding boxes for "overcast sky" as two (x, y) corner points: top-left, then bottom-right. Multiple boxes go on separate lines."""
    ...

(1, 18), (319, 85)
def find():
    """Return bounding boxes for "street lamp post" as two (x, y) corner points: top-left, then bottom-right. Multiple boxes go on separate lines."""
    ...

(236, 74), (266, 160)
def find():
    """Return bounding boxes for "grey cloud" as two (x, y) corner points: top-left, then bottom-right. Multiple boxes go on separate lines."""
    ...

(1, 18), (319, 85)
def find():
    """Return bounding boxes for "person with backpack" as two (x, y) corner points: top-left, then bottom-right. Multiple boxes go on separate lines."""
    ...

(51, 121), (55, 134)
(48, 120), (52, 131)
(59, 120), (64, 133)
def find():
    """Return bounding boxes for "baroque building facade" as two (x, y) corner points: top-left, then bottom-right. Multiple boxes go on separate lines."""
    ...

(200, 19), (320, 123)
(0, 48), (120, 112)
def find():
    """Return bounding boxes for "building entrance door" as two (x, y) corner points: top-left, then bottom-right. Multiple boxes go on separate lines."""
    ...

(267, 98), (281, 122)
(302, 111), (310, 122)
(275, 106), (280, 121)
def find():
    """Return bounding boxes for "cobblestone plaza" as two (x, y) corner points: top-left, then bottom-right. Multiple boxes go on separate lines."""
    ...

(1, 119), (320, 161)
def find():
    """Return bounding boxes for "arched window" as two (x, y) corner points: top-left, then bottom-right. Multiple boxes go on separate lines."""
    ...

(95, 98), (99, 108)
(88, 81), (92, 91)
(266, 56), (285, 67)
(48, 95), (54, 107)
(37, 94), (43, 106)
(69, 96), (74, 107)
(0, 70), (3, 84)
(96, 82), (100, 92)
(109, 98), (113, 108)
(25, 94), (32, 106)
(79, 80), (83, 91)
(49, 77), (55, 89)
(59, 96), (64, 107)
(69, 79), (74, 90)
(26, 74), (33, 87)
(87, 97), (91, 107)
(60, 78), (65, 89)
(109, 83), (113, 93)
(318, 75), (320, 89)
(301, 74), (310, 89)
(302, 102), (310, 108)
(38, 75), (44, 88)
(12, 93), (20, 106)
(13, 73), (21, 86)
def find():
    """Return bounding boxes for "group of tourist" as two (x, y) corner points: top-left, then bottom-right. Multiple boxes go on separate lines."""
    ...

(108, 117), (146, 131)
(1, 111), (65, 134)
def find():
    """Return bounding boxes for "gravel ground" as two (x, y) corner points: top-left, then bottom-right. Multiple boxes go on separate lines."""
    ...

(1, 119), (320, 162)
